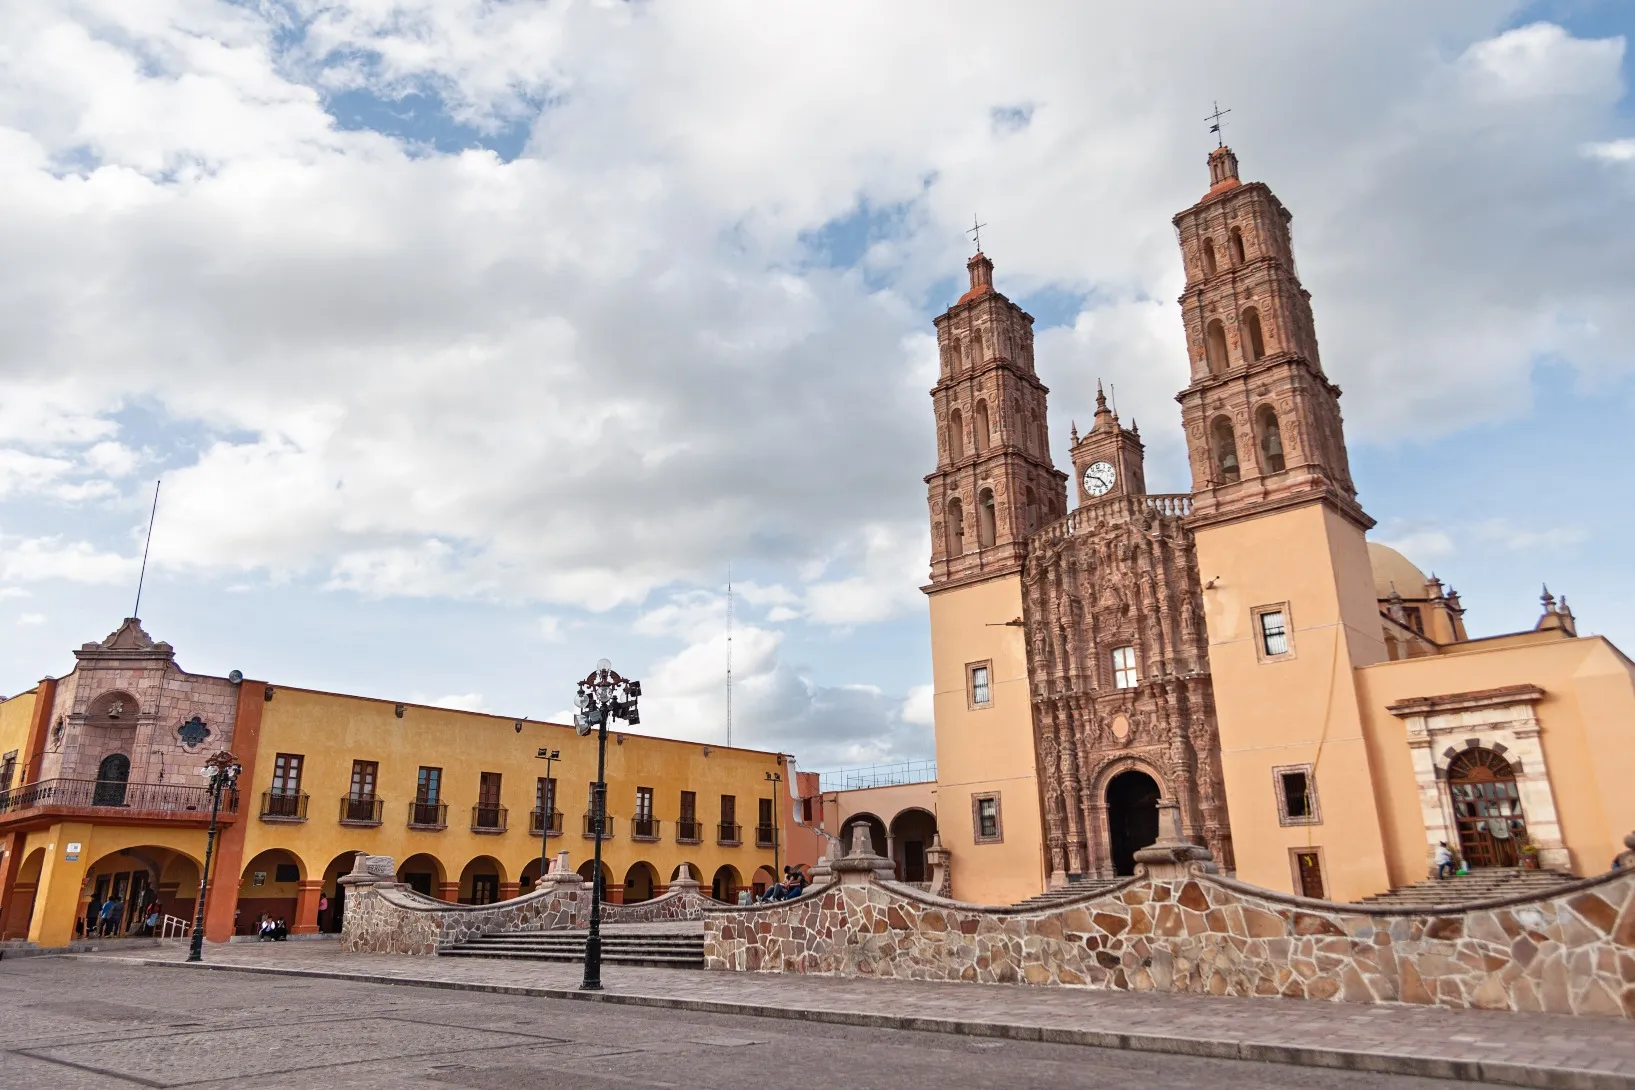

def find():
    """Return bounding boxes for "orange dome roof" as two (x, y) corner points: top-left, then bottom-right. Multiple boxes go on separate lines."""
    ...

(1368, 542), (1430, 600)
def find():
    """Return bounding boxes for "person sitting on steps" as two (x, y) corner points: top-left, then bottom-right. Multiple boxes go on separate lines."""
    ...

(1434, 841), (1456, 880)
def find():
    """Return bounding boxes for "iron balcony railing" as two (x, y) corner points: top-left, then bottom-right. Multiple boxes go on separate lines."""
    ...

(717, 821), (742, 845)
(755, 823), (776, 848)
(676, 819), (702, 843)
(632, 816), (660, 840)
(260, 789), (308, 820)
(339, 796), (384, 825)
(408, 800), (448, 828)
(0, 777), (239, 817)
(817, 759), (938, 793)
(529, 808), (564, 836)
(471, 804), (507, 832)
(582, 812), (615, 839)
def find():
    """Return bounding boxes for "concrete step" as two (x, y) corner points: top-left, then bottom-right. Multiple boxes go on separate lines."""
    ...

(1356, 868), (1576, 907)
(438, 928), (706, 969)
(1012, 877), (1129, 909)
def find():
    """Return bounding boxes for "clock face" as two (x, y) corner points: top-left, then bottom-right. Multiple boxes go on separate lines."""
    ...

(1083, 461), (1116, 497)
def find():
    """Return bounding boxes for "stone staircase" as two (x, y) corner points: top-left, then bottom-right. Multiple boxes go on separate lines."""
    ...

(1355, 868), (1577, 908)
(437, 928), (705, 969)
(1011, 875), (1130, 911)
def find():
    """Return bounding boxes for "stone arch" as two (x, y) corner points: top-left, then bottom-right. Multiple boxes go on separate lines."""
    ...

(841, 811), (888, 858)
(947, 407), (965, 462)
(1240, 306), (1266, 361)
(93, 752), (131, 806)
(670, 861), (701, 884)
(1210, 415), (1241, 483)
(1025, 486), (1038, 533)
(3, 847), (46, 940)
(459, 855), (507, 905)
(1084, 756), (1169, 879)
(973, 400), (990, 454)
(320, 850), (366, 933)
(710, 863), (742, 903)
(945, 497), (965, 557)
(77, 844), (203, 939)
(1204, 318), (1229, 374)
(1445, 747), (1528, 868)
(888, 807), (938, 883)
(397, 852), (446, 898)
(623, 860), (659, 903)
(576, 858), (613, 900)
(976, 487), (997, 549)
(1230, 226), (1246, 265)
(87, 689), (140, 723)
(1105, 769), (1163, 877)
(750, 865), (778, 898)
(238, 847), (307, 934)
(1201, 237), (1218, 278)
(1255, 403), (1285, 473)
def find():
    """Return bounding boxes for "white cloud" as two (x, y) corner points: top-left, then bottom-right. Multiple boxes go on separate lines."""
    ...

(16, 613), (44, 626)
(1584, 138), (1635, 162)
(427, 692), (489, 712)
(1474, 518), (1588, 551)
(1376, 528), (1457, 564)
(0, 535), (136, 585)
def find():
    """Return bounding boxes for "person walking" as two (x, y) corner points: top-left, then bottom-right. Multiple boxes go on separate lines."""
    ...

(99, 894), (123, 936)
(1434, 841), (1456, 880)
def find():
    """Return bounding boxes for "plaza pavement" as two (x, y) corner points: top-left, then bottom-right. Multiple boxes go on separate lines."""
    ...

(59, 936), (1635, 1090)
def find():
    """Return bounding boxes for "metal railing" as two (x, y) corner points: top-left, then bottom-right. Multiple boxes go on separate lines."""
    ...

(340, 796), (384, 824)
(529, 808), (563, 835)
(0, 777), (239, 817)
(817, 760), (938, 793)
(676, 819), (702, 842)
(260, 789), (308, 820)
(159, 914), (192, 940)
(408, 800), (448, 828)
(717, 821), (742, 845)
(471, 804), (507, 832)
(755, 823), (776, 848)
(582, 812), (615, 839)
(632, 816), (659, 840)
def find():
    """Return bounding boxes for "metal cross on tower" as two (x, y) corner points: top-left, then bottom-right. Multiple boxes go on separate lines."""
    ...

(1206, 101), (1232, 147)
(968, 214), (987, 253)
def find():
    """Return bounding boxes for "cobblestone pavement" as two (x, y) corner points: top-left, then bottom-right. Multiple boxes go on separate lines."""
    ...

(0, 955), (1529, 1089)
(44, 939), (1635, 1089)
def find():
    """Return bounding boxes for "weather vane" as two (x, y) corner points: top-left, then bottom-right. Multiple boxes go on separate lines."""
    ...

(1206, 101), (1231, 148)
(968, 214), (987, 253)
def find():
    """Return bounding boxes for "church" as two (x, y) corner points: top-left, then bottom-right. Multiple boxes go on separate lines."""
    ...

(899, 145), (1635, 906)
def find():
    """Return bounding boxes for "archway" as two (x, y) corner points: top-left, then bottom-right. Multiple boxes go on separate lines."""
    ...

(888, 808), (938, 883)
(320, 851), (366, 933)
(238, 848), (305, 935)
(3, 847), (45, 940)
(1106, 771), (1161, 877)
(751, 865), (778, 899)
(710, 864), (742, 904)
(623, 861), (659, 903)
(77, 845), (201, 938)
(576, 858), (614, 902)
(670, 862), (701, 884)
(1204, 319), (1229, 375)
(841, 812), (887, 858)
(520, 856), (545, 894)
(397, 853), (446, 899)
(459, 855), (507, 905)
(1447, 748), (1527, 867)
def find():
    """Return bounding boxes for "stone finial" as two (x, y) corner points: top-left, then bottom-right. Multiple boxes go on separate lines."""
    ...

(1540, 585), (1555, 612)
(849, 821), (873, 857)
(924, 831), (952, 898)
(1070, 420), (1079, 444)
(832, 822), (894, 884)
(1132, 799), (1218, 880)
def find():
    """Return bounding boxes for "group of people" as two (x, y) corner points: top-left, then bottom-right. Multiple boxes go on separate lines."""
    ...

(756, 866), (809, 903)
(81, 894), (164, 938)
(256, 914), (290, 941)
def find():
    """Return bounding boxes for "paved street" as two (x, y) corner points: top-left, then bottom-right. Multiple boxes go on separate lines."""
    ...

(0, 955), (1517, 1090)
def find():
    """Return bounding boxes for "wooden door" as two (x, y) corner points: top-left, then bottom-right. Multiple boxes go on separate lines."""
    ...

(1447, 749), (1525, 868)
(1295, 851), (1325, 899)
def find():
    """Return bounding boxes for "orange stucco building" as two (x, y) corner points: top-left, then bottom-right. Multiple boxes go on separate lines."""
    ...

(872, 144), (1635, 906)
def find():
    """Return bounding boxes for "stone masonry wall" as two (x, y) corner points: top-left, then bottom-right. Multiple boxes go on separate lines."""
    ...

(703, 868), (1635, 1019)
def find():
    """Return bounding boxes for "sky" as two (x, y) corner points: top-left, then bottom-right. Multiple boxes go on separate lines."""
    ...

(0, 0), (1631, 772)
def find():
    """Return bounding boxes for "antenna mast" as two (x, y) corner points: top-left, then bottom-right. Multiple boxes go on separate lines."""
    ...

(725, 562), (733, 748)
(133, 480), (161, 619)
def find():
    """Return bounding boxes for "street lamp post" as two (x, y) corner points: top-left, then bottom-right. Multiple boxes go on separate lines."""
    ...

(765, 770), (783, 881)
(187, 749), (241, 963)
(573, 658), (641, 992)
(534, 747), (559, 891)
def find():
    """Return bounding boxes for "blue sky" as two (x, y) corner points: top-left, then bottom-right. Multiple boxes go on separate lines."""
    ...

(0, 1), (1631, 770)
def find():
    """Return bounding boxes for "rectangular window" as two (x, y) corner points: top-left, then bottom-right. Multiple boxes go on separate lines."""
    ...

(969, 663), (991, 706)
(0, 750), (16, 790)
(536, 776), (557, 814)
(271, 753), (303, 795)
(478, 772), (502, 807)
(721, 794), (736, 825)
(1403, 606), (1424, 635)
(1273, 763), (1321, 826)
(679, 790), (700, 841)
(756, 797), (775, 846)
(1260, 610), (1289, 656)
(801, 797), (814, 823)
(1112, 646), (1138, 689)
(417, 767), (441, 803)
(972, 792), (1003, 844)
(719, 793), (740, 843)
(349, 760), (378, 800)
(636, 787), (654, 820)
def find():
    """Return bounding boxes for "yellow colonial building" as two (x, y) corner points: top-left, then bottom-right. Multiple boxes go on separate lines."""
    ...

(0, 619), (787, 948)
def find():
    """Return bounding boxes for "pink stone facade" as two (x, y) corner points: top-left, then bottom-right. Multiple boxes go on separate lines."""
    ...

(702, 867), (1635, 1019)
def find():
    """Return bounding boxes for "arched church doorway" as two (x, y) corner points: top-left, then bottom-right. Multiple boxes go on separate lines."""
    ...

(94, 753), (130, 807)
(1447, 748), (1527, 867)
(1106, 770), (1161, 876)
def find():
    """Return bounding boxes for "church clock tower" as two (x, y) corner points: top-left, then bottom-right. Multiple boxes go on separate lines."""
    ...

(1174, 146), (1392, 900)
(1069, 383), (1146, 506)
(924, 250), (1067, 904)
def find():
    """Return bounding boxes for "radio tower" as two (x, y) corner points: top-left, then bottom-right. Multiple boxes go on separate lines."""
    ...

(725, 562), (733, 748)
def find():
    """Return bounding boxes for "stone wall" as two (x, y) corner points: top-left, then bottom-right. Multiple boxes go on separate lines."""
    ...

(703, 846), (1635, 1019)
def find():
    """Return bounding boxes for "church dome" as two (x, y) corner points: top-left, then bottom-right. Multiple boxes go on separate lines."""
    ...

(1368, 542), (1430, 600)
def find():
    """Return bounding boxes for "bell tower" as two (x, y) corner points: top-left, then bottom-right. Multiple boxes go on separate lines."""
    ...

(923, 249), (1066, 903)
(1172, 147), (1393, 901)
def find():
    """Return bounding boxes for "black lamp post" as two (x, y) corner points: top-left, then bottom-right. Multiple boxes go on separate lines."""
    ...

(574, 658), (640, 991)
(188, 749), (241, 963)
(765, 770), (783, 881)
(534, 747), (559, 891)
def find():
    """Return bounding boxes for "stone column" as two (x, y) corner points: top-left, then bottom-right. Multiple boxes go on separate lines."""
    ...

(1132, 800), (1217, 881)
(292, 879), (323, 934)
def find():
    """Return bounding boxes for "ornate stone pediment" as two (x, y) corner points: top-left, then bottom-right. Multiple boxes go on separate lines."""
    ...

(75, 617), (175, 663)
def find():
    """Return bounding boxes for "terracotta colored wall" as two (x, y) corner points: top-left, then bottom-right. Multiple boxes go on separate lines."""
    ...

(1194, 503), (1394, 901)
(927, 575), (1046, 904)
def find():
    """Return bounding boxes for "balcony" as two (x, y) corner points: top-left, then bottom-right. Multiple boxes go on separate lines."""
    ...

(582, 812), (615, 839)
(408, 800), (448, 829)
(0, 777), (240, 825)
(717, 821), (742, 846)
(755, 823), (776, 848)
(631, 816), (660, 841)
(339, 796), (384, 826)
(529, 808), (563, 836)
(675, 819), (702, 843)
(471, 804), (507, 834)
(260, 789), (308, 822)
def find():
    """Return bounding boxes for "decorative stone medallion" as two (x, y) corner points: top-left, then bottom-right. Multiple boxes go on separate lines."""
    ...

(177, 715), (211, 749)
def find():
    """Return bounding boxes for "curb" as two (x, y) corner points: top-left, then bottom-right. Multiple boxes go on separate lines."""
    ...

(105, 958), (1631, 1090)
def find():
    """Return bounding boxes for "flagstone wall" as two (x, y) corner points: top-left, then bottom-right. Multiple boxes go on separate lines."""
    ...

(702, 861), (1635, 1019)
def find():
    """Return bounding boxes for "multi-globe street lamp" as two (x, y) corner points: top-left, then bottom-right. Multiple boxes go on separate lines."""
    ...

(573, 658), (641, 991)
(187, 749), (242, 963)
